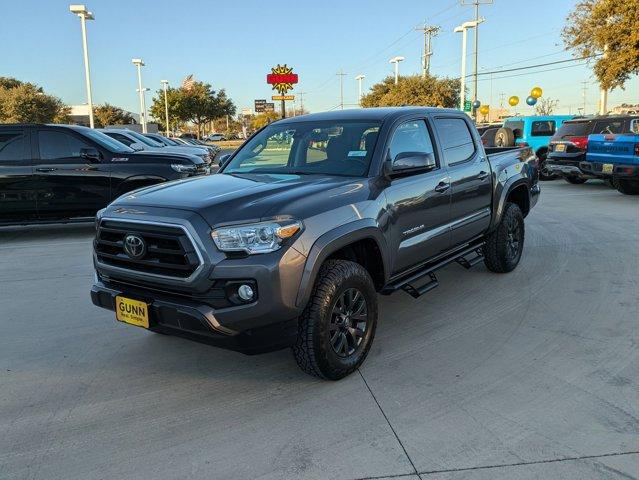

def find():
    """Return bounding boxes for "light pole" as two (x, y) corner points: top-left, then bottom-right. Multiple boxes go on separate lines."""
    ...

(69, 4), (95, 128)
(355, 74), (365, 107)
(161, 79), (170, 136)
(454, 19), (483, 112)
(389, 56), (405, 85)
(132, 59), (147, 133)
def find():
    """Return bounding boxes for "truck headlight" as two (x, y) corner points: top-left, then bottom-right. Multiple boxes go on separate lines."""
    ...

(171, 163), (197, 173)
(211, 220), (302, 254)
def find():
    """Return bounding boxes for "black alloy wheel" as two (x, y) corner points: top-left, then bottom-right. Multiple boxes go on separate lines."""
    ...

(329, 288), (368, 358)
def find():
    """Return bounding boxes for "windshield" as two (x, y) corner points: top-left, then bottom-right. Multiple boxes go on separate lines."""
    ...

(556, 121), (591, 138)
(126, 130), (164, 147)
(81, 128), (134, 153)
(147, 134), (178, 146)
(223, 120), (381, 177)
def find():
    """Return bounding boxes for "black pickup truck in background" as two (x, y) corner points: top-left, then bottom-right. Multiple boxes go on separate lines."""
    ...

(0, 124), (207, 225)
(91, 107), (540, 380)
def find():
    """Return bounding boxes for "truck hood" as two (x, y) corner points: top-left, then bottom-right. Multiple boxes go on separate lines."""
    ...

(113, 172), (370, 226)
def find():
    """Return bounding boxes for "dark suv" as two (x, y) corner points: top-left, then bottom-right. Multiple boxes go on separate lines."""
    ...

(0, 124), (207, 225)
(547, 115), (639, 184)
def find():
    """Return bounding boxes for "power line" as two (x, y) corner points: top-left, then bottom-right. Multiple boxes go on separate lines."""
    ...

(337, 70), (347, 110)
(471, 54), (599, 77)
(474, 61), (590, 82)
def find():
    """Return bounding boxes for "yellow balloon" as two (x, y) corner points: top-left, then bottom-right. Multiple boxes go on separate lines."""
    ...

(508, 96), (519, 107)
(531, 87), (543, 99)
(479, 105), (490, 115)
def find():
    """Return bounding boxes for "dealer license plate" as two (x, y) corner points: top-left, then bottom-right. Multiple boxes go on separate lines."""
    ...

(602, 163), (614, 174)
(115, 296), (149, 328)
(555, 144), (566, 152)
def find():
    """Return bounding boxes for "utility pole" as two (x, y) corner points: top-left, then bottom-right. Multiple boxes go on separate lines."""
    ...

(337, 70), (347, 110)
(297, 91), (307, 114)
(161, 80), (170, 136)
(462, 0), (492, 120)
(69, 5), (95, 128)
(415, 23), (440, 77)
(599, 44), (609, 115)
(581, 81), (588, 115)
(499, 92), (505, 109)
(355, 75), (365, 107)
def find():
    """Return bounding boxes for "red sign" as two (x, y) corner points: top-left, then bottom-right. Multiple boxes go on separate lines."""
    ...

(267, 64), (298, 95)
(267, 73), (299, 85)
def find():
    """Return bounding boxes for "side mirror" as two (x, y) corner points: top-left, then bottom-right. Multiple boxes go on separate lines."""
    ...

(130, 142), (145, 152)
(218, 154), (231, 167)
(80, 147), (101, 162)
(392, 151), (436, 172)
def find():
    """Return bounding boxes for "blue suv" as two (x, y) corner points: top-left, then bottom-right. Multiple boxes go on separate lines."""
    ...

(495, 115), (575, 180)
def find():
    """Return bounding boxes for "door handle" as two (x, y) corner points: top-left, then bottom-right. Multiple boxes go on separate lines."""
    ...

(477, 170), (489, 180)
(435, 180), (450, 193)
(36, 167), (57, 172)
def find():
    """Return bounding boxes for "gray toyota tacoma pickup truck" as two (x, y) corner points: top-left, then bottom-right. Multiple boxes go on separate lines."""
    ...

(91, 107), (540, 380)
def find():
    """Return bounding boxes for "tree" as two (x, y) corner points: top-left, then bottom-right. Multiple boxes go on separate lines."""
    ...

(534, 98), (559, 116)
(93, 103), (135, 127)
(0, 77), (69, 123)
(361, 74), (460, 108)
(250, 111), (280, 130)
(150, 80), (236, 138)
(563, 0), (639, 90)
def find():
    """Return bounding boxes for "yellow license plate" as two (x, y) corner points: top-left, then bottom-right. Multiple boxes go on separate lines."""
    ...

(115, 296), (149, 328)
(602, 163), (614, 174)
(555, 144), (566, 152)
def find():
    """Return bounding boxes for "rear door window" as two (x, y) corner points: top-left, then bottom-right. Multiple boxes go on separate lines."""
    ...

(38, 131), (91, 161)
(0, 130), (27, 162)
(433, 117), (475, 165)
(531, 121), (556, 137)
(593, 120), (624, 134)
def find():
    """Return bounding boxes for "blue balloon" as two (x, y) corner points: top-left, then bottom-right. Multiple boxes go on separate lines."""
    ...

(526, 96), (537, 106)
(472, 100), (481, 109)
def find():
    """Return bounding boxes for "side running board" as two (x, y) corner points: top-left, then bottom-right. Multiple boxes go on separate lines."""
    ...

(382, 241), (485, 299)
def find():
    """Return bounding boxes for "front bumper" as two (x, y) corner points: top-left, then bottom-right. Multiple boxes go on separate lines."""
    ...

(579, 162), (639, 178)
(91, 279), (299, 354)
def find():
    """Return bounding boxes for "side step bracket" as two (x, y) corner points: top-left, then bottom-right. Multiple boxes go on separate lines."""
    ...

(401, 273), (438, 299)
(456, 248), (484, 270)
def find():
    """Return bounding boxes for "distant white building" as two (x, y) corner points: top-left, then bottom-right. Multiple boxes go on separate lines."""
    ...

(611, 104), (639, 115)
(68, 104), (140, 127)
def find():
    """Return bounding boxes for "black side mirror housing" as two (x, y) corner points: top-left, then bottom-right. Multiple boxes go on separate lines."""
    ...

(80, 147), (101, 162)
(392, 151), (436, 173)
(218, 154), (231, 167)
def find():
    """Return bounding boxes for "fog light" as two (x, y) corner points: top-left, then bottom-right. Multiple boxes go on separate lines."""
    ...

(237, 284), (255, 301)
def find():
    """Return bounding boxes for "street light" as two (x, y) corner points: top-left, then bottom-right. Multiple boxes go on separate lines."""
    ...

(161, 80), (170, 136)
(132, 58), (147, 133)
(355, 74), (365, 107)
(69, 4), (95, 128)
(454, 19), (484, 112)
(389, 56), (405, 85)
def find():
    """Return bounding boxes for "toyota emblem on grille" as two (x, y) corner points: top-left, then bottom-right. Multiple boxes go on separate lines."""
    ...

(123, 234), (146, 259)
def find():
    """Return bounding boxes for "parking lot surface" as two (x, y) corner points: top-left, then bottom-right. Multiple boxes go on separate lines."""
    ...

(1, 180), (638, 480)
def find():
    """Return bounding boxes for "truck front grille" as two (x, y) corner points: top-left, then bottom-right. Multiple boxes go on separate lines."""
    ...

(95, 220), (201, 279)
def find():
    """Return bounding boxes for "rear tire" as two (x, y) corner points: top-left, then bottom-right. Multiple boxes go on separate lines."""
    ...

(483, 203), (525, 273)
(494, 127), (515, 147)
(604, 178), (616, 188)
(565, 176), (587, 185)
(293, 260), (378, 380)
(616, 178), (639, 195)
(537, 150), (557, 181)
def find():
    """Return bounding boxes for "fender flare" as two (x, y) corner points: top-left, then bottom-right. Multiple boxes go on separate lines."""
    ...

(490, 176), (531, 230)
(295, 219), (389, 308)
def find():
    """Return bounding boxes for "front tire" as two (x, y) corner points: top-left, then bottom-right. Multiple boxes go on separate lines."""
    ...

(293, 260), (377, 380)
(616, 179), (639, 195)
(483, 203), (525, 273)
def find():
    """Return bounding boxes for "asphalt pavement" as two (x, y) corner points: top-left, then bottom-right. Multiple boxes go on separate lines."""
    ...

(1, 180), (638, 480)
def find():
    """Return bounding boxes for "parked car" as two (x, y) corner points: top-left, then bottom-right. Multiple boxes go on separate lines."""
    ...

(0, 124), (207, 225)
(205, 133), (227, 142)
(547, 115), (639, 184)
(144, 133), (220, 157)
(580, 132), (639, 195)
(100, 128), (212, 165)
(179, 133), (197, 140)
(90, 107), (539, 379)
(494, 115), (574, 180)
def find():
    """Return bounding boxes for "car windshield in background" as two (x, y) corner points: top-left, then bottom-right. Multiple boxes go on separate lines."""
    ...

(223, 121), (381, 177)
(556, 121), (590, 137)
(81, 128), (134, 153)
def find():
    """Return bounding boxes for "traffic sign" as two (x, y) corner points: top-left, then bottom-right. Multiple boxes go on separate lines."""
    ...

(463, 100), (472, 112)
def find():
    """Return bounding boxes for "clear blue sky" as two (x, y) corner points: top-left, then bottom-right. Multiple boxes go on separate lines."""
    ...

(2, 0), (637, 116)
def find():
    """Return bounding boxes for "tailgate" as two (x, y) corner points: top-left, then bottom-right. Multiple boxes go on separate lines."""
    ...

(586, 134), (639, 165)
